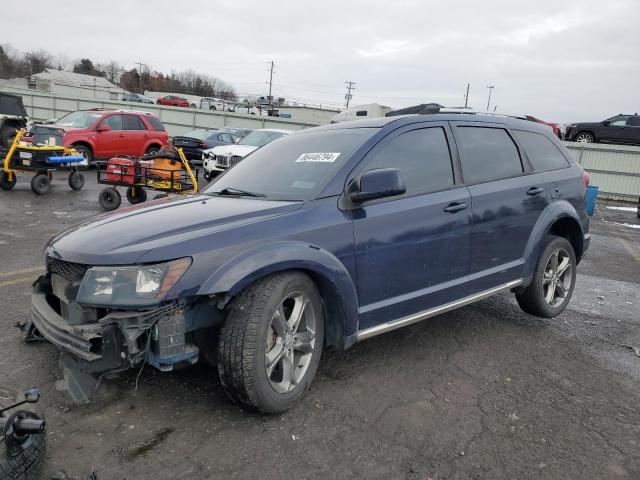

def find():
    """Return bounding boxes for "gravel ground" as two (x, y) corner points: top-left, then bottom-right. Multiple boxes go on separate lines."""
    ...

(1, 172), (639, 480)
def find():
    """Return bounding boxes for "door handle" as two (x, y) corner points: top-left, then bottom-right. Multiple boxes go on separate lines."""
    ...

(118, 134), (125, 138)
(526, 187), (544, 196)
(444, 202), (468, 213)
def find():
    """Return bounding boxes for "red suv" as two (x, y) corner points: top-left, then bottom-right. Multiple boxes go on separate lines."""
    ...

(156, 95), (191, 108)
(50, 109), (168, 163)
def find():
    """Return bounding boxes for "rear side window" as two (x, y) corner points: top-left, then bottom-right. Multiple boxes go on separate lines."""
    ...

(145, 116), (166, 132)
(628, 116), (640, 126)
(364, 127), (454, 195)
(456, 127), (523, 184)
(123, 115), (147, 130)
(513, 130), (569, 171)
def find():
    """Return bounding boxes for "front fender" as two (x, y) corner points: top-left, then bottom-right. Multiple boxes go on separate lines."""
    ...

(522, 199), (584, 281)
(197, 241), (359, 346)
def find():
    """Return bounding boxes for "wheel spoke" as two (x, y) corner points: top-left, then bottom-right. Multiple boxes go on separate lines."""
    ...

(557, 280), (569, 296)
(281, 349), (295, 389)
(557, 256), (570, 276)
(543, 271), (553, 285)
(288, 296), (309, 333)
(265, 342), (285, 377)
(549, 250), (559, 272)
(271, 305), (287, 337)
(544, 284), (555, 304)
(294, 330), (315, 354)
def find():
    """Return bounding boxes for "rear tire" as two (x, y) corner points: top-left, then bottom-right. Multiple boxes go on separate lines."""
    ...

(126, 186), (147, 204)
(516, 235), (577, 318)
(218, 272), (324, 413)
(0, 171), (17, 190)
(145, 146), (160, 156)
(0, 412), (46, 480)
(636, 196), (640, 218)
(67, 171), (85, 190)
(30, 174), (50, 195)
(98, 187), (121, 211)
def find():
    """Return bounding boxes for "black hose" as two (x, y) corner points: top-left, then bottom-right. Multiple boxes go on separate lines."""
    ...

(13, 418), (46, 435)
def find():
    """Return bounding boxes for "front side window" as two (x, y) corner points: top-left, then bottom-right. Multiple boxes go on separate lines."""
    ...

(362, 127), (454, 196)
(203, 128), (376, 201)
(456, 127), (523, 184)
(513, 130), (569, 171)
(100, 115), (124, 130)
(607, 115), (630, 126)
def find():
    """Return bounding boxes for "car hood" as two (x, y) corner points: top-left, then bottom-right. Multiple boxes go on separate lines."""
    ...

(203, 144), (257, 157)
(47, 195), (302, 265)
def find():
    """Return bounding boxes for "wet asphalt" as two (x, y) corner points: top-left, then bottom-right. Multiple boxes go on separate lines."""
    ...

(1, 171), (639, 480)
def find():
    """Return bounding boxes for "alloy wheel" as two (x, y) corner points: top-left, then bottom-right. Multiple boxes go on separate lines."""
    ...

(542, 248), (573, 308)
(265, 291), (317, 394)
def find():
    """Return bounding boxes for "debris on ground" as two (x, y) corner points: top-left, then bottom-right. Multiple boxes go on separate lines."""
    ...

(620, 345), (640, 358)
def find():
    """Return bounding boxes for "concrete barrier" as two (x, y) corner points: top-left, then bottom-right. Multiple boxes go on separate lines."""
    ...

(0, 85), (318, 136)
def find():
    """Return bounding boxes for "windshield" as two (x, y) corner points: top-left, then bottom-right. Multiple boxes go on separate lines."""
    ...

(239, 130), (286, 148)
(56, 111), (103, 128)
(181, 129), (217, 140)
(203, 128), (376, 201)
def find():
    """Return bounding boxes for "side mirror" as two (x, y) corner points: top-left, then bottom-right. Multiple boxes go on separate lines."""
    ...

(96, 124), (111, 132)
(602, 120), (611, 126)
(349, 168), (406, 204)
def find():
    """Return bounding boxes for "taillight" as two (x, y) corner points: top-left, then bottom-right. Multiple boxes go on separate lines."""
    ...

(578, 164), (590, 187)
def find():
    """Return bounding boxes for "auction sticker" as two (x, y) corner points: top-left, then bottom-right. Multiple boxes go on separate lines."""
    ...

(295, 152), (340, 163)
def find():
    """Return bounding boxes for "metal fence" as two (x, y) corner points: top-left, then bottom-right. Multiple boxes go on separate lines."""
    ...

(564, 142), (640, 201)
(0, 85), (317, 135)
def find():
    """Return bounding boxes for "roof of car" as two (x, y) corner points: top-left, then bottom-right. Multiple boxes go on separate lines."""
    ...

(313, 113), (552, 134)
(85, 109), (159, 117)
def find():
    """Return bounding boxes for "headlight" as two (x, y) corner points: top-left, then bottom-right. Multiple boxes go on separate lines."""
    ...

(76, 258), (191, 307)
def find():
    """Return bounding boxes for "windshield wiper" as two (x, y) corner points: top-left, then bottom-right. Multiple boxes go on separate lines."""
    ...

(209, 187), (266, 198)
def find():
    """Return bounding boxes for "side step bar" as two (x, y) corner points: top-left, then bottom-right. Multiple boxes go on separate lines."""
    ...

(356, 279), (523, 341)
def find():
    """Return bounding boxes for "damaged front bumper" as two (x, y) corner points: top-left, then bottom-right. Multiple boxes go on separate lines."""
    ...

(22, 276), (201, 400)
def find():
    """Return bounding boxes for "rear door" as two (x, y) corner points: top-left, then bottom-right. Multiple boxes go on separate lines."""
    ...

(94, 114), (126, 158)
(602, 115), (631, 143)
(625, 116), (640, 144)
(351, 122), (472, 330)
(451, 122), (547, 293)
(122, 115), (149, 156)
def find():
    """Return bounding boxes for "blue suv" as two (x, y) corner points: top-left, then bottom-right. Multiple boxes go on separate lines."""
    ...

(24, 114), (590, 412)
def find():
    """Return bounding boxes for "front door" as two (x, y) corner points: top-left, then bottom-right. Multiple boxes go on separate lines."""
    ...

(351, 123), (472, 331)
(94, 114), (127, 158)
(122, 114), (149, 156)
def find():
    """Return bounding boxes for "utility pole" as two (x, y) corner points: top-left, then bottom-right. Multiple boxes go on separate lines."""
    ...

(486, 85), (494, 112)
(267, 61), (275, 110)
(464, 83), (470, 108)
(137, 61), (144, 94)
(345, 81), (356, 108)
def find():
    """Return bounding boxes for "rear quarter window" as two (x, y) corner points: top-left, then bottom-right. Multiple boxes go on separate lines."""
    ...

(456, 127), (523, 184)
(145, 116), (166, 132)
(513, 130), (570, 171)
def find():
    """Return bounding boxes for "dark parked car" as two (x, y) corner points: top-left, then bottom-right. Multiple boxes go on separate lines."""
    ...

(0, 92), (28, 147)
(565, 114), (640, 145)
(23, 114), (590, 413)
(170, 129), (241, 164)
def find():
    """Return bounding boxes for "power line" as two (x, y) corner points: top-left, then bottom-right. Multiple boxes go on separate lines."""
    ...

(345, 81), (356, 108)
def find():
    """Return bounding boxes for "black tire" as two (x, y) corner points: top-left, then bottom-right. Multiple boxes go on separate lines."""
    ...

(209, 106), (217, 111)
(516, 235), (577, 318)
(98, 187), (121, 211)
(0, 413), (46, 480)
(636, 196), (640, 219)
(218, 271), (324, 413)
(190, 103), (197, 108)
(203, 171), (211, 182)
(0, 125), (18, 147)
(67, 171), (84, 191)
(574, 131), (594, 143)
(145, 146), (160, 156)
(30, 174), (50, 195)
(73, 144), (93, 165)
(0, 171), (17, 190)
(126, 186), (147, 204)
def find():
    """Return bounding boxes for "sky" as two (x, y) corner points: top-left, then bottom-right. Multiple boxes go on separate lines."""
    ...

(2, 0), (639, 123)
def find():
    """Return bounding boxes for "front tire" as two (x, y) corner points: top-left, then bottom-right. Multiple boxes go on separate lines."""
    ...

(73, 144), (93, 165)
(126, 185), (147, 204)
(516, 235), (577, 318)
(67, 171), (85, 190)
(0, 171), (17, 190)
(98, 187), (121, 211)
(574, 131), (594, 143)
(218, 272), (324, 413)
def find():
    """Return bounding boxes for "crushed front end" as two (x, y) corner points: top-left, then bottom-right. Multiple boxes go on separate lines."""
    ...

(22, 257), (211, 403)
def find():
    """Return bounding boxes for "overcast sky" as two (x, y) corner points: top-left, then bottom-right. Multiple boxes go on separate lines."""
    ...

(3, 0), (639, 122)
